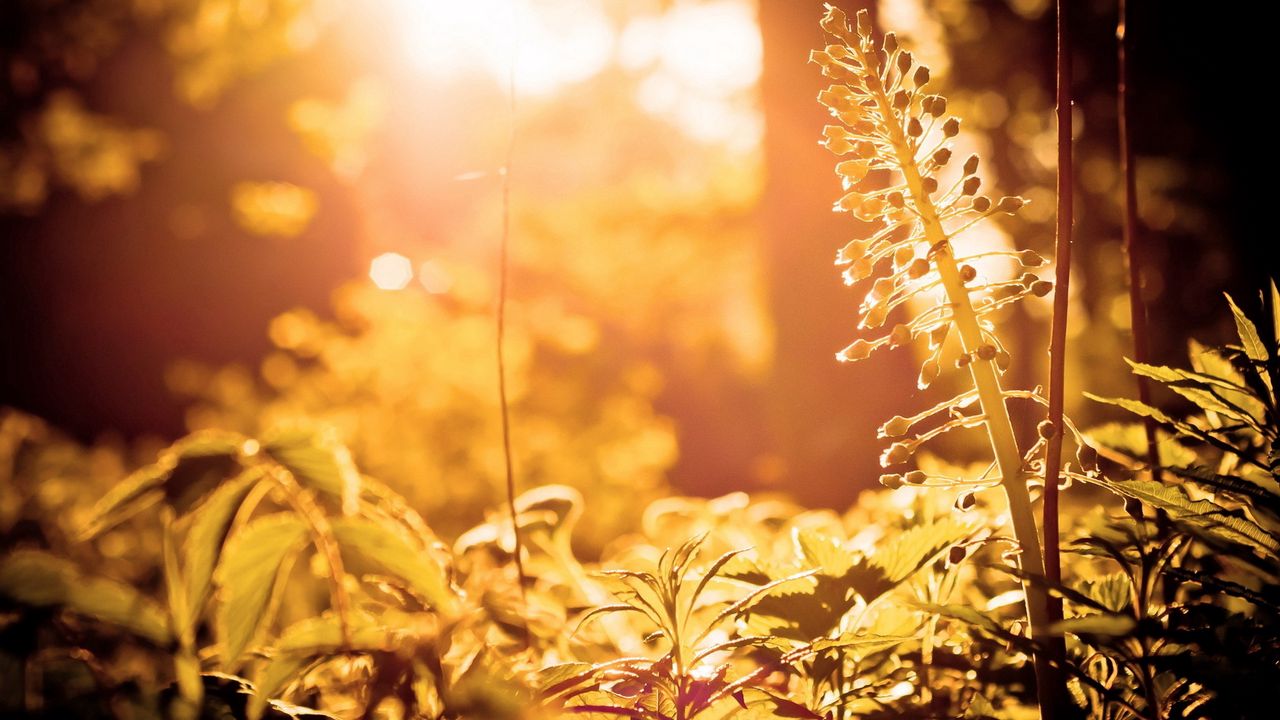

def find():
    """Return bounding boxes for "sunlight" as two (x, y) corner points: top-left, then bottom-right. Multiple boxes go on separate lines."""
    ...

(369, 251), (414, 290)
(388, 0), (614, 95)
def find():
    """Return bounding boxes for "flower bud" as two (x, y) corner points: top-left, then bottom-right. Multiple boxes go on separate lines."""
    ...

(1018, 249), (1046, 267)
(963, 155), (980, 176)
(904, 470), (927, 485)
(835, 159), (870, 183)
(995, 351), (1011, 371)
(872, 276), (895, 299)
(863, 303), (888, 328)
(948, 545), (968, 565)
(834, 191), (864, 213)
(1037, 420), (1058, 440)
(822, 125), (855, 155)
(918, 358), (940, 388)
(922, 177), (938, 194)
(907, 257), (930, 279)
(996, 196), (1024, 213)
(850, 257), (873, 281)
(855, 195), (887, 222)
(907, 117), (923, 137)
(962, 176), (981, 196)
(959, 264), (977, 283)
(1030, 280), (1054, 297)
(893, 245), (915, 268)
(942, 117), (960, 137)
(883, 32), (898, 53)
(888, 323), (912, 348)
(972, 196), (992, 213)
(856, 9), (873, 37)
(836, 239), (867, 263)
(837, 339), (873, 362)
(826, 44), (851, 60)
(881, 414), (911, 437)
(880, 442), (913, 467)
(897, 51), (913, 74)
(975, 344), (998, 361)
(1077, 443), (1098, 470)
(955, 353), (971, 368)
(887, 191), (905, 208)
(893, 90), (910, 110)
(913, 66), (930, 87)
(932, 147), (952, 166)
(955, 493), (976, 510)
(879, 473), (904, 489)
(809, 49), (834, 67)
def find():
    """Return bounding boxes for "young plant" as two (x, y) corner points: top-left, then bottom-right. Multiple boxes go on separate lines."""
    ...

(811, 5), (1078, 711)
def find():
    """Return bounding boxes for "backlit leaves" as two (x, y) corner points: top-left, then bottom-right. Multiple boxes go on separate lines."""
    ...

(214, 514), (309, 666)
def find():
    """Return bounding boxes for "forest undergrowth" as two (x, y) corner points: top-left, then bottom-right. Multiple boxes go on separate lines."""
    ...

(2, 4), (1279, 720)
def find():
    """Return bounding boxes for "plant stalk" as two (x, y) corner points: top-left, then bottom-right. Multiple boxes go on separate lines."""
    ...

(850, 40), (1057, 720)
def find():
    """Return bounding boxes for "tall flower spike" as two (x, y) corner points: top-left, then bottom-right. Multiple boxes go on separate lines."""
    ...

(814, 3), (1058, 700)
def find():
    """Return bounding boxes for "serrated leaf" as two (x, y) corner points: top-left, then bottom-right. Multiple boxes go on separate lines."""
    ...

(1103, 479), (1280, 558)
(1084, 422), (1197, 468)
(856, 516), (975, 601)
(800, 632), (912, 658)
(0, 549), (171, 645)
(215, 514), (309, 666)
(330, 516), (457, 615)
(182, 468), (264, 631)
(1076, 572), (1132, 614)
(1126, 359), (1263, 431)
(793, 529), (855, 576)
(81, 430), (247, 539)
(261, 426), (360, 515)
(1227, 293), (1273, 395)
(1050, 613), (1135, 637)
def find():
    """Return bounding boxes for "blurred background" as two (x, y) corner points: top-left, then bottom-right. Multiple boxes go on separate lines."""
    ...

(0, 0), (1270, 543)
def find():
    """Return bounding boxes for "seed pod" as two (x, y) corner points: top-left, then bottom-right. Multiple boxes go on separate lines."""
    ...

(810, 49), (834, 67)
(897, 51), (912, 74)
(1037, 420), (1058, 440)
(882, 414), (911, 437)
(955, 353), (972, 368)
(907, 117), (923, 137)
(856, 9), (873, 37)
(836, 239), (867, 263)
(996, 195), (1025, 212)
(1018, 249), (1046, 267)
(921, 95), (935, 115)
(975, 344), (997, 361)
(1030, 280), (1054, 297)
(872, 276), (895, 299)
(942, 117), (960, 137)
(918, 358), (941, 388)
(926, 95), (947, 116)
(894, 245), (915, 268)
(883, 32), (898, 53)
(834, 191), (863, 213)
(913, 66), (930, 87)
(907, 257), (930, 279)
(887, 191), (905, 208)
(922, 177), (938, 194)
(905, 470), (927, 485)
(835, 159), (870, 183)
(963, 155), (980, 176)
(881, 442), (913, 467)
(962, 176), (981, 196)
(837, 338), (873, 362)
(959, 264), (977, 283)
(850, 257), (873, 281)
(948, 545), (968, 565)
(956, 493), (976, 510)
(972, 196), (992, 213)
(930, 325), (949, 348)
(995, 351), (1011, 371)
(854, 140), (877, 159)
(863, 303), (888, 328)
(893, 90), (910, 110)
(889, 323), (912, 348)
(932, 147), (952, 166)
(855, 196), (887, 222)
(879, 473), (904, 489)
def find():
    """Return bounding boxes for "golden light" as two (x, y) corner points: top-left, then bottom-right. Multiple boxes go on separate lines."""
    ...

(369, 252), (414, 290)
(388, 0), (614, 95)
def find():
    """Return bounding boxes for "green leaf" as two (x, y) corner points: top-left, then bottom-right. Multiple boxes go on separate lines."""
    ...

(261, 426), (361, 515)
(1103, 479), (1280, 558)
(81, 430), (247, 539)
(1075, 572), (1132, 614)
(1226, 293), (1273, 394)
(792, 529), (855, 576)
(798, 632), (913, 658)
(0, 549), (171, 645)
(330, 516), (457, 615)
(1050, 613), (1136, 637)
(1126, 359), (1263, 431)
(214, 514), (309, 666)
(181, 468), (265, 631)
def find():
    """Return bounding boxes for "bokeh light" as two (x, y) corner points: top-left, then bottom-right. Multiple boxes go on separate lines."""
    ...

(369, 252), (414, 290)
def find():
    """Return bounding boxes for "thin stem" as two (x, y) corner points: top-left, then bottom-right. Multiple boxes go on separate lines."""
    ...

(1042, 0), (1074, 714)
(498, 31), (530, 639)
(1119, 0), (1162, 485)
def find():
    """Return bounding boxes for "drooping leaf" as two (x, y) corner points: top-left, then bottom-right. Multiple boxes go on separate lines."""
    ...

(1102, 479), (1280, 558)
(182, 468), (265, 631)
(1126, 359), (1263, 431)
(80, 430), (247, 539)
(214, 514), (309, 666)
(0, 549), (171, 645)
(261, 426), (360, 515)
(1050, 613), (1136, 637)
(330, 516), (458, 615)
